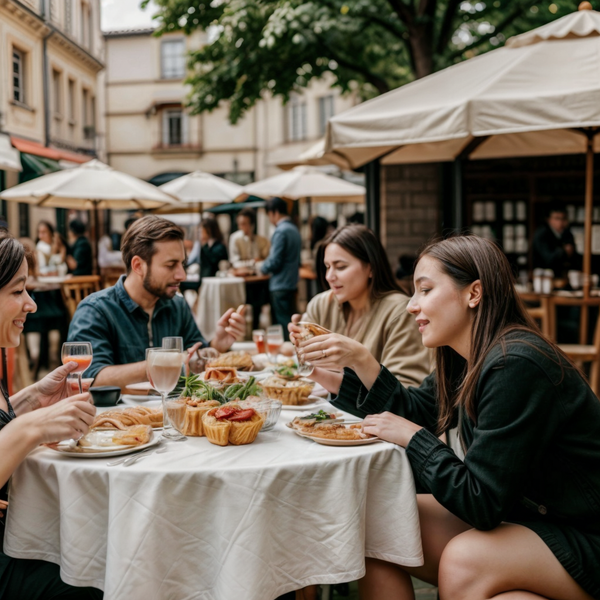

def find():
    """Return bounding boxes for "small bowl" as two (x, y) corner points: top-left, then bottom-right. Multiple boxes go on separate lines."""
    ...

(90, 386), (121, 407)
(246, 398), (283, 432)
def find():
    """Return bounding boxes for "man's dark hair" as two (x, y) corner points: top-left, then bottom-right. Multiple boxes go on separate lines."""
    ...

(265, 197), (288, 216)
(69, 219), (86, 236)
(121, 215), (184, 273)
(124, 217), (139, 231)
(237, 208), (256, 225)
(545, 202), (568, 219)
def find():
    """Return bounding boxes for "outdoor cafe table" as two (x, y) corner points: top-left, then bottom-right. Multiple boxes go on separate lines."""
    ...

(196, 275), (246, 340)
(3, 414), (423, 600)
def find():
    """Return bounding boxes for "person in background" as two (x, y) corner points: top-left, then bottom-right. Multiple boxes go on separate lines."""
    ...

(0, 229), (101, 600)
(68, 216), (245, 389)
(66, 220), (93, 276)
(0, 215), (7, 230)
(199, 218), (228, 278)
(35, 221), (67, 274)
(299, 235), (600, 600)
(532, 202), (581, 278)
(291, 225), (430, 389)
(346, 211), (365, 225)
(310, 216), (329, 257)
(260, 197), (301, 338)
(228, 208), (270, 268)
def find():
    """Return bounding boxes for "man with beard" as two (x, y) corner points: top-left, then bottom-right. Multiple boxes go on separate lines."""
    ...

(67, 216), (245, 389)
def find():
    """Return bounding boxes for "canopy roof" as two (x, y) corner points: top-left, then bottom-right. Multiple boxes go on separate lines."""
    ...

(158, 170), (243, 204)
(325, 8), (600, 168)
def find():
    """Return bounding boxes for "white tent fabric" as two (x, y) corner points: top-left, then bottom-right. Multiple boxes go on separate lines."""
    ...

(158, 170), (243, 204)
(0, 159), (176, 209)
(242, 166), (365, 202)
(276, 139), (352, 171)
(326, 9), (600, 168)
(0, 134), (22, 173)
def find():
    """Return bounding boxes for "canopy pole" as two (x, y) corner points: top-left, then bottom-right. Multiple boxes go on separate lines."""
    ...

(365, 159), (380, 237)
(583, 133), (595, 300)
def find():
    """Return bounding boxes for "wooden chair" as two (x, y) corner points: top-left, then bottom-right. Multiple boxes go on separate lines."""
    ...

(60, 275), (101, 319)
(559, 308), (600, 396)
(100, 266), (126, 289)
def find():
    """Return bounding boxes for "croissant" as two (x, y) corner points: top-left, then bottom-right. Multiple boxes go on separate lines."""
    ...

(206, 351), (254, 372)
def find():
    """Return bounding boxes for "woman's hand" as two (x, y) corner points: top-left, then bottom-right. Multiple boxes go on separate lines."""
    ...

(32, 362), (82, 409)
(288, 314), (303, 344)
(0, 499), (8, 518)
(362, 412), (422, 448)
(298, 332), (368, 372)
(22, 393), (96, 446)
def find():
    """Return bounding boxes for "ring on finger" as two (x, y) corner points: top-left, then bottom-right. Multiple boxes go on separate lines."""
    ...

(322, 349), (327, 359)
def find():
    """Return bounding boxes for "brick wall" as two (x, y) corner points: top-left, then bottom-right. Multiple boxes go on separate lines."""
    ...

(381, 164), (441, 267)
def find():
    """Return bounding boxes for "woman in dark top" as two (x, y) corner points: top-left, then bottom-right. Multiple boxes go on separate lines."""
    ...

(0, 230), (100, 599)
(295, 235), (600, 600)
(199, 218), (228, 278)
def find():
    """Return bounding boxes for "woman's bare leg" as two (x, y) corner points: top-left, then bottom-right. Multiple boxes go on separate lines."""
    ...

(358, 495), (471, 600)
(439, 523), (595, 600)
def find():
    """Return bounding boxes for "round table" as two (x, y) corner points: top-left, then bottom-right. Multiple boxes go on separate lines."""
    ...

(196, 276), (246, 340)
(4, 413), (423, 600)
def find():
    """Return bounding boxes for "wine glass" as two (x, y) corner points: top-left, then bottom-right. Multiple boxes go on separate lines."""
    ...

(162, 336), (185, 377)
(266, 325), (284, 363)
(61, 342), (93, 394)
(146, 348), (185, 440)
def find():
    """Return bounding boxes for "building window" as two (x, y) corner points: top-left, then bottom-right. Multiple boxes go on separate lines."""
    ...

(318, 95), (335, 136)
(80, 1), (90, 49)
(162, 109), (186, 146)
(287, 96), (307, 142)
(52, 69), (62, 117)
(82, 87), (90, 138)
(68, 79), (76, 138)
(161, 40), (186, 79)
(12, 49), (25, 104)
(65, 0), (73, 34)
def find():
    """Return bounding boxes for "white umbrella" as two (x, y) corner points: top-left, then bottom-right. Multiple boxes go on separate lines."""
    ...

(155, 170), (243, 215)
(0, 134), (21, 173)
(325, 4), (600, 295)
(242, 166), (365, 203)
(276, 139), (352, 171)
(0, 159), (177, 209)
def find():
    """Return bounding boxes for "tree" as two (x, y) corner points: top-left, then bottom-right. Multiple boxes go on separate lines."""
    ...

(143, 0), (575, 123)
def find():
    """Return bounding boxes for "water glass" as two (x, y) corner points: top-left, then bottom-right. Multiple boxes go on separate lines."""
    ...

(252, 329), (266, 354)
(266, 325), (284, 362)
(146, 348), (185, 440)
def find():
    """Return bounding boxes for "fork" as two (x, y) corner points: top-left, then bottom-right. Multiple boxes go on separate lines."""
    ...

(107, 444), (166, 467)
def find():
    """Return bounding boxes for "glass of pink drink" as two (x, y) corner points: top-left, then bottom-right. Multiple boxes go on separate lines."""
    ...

(61, 342), (93, 394)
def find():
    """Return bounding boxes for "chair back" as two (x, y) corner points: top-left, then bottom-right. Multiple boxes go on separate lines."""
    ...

(61, 275), (101, 319)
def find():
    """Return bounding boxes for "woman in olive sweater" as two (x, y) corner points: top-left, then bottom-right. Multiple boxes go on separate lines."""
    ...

(296, 235), (600, 600)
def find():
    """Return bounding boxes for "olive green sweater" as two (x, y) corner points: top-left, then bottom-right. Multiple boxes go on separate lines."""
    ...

(333, 332), (600, 533)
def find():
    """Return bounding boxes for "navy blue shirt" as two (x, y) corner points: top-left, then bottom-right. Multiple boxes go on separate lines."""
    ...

(67, 276), (206, 379)
(260, 218), (301, 291)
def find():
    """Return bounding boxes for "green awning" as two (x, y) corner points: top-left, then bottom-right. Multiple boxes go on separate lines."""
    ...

(19, 153), (61, 183)
(206, 198), (266, 214)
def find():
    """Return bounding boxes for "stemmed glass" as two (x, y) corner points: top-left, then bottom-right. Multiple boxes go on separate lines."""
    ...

(146, 348), (185, 440)
(61, 342), (93, 394)
(162, 336), (186, 377)
(266, 325), (284, 363)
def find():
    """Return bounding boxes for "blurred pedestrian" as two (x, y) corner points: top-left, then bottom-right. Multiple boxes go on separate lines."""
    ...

(229, 208), (270, 267)
(260, 198), (301, 338)
(66, 219), (93, 276)
(199, 218), (228, 278)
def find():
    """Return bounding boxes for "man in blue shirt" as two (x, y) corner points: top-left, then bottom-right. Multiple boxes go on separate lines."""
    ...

(68, 216), (245, 389)
(260, 198), (301, 338)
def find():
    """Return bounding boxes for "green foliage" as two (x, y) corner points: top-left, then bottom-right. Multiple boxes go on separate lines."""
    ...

(143, 0), (579, 123)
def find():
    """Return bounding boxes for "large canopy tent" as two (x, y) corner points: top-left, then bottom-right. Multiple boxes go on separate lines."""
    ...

(325, 4), (600, 300)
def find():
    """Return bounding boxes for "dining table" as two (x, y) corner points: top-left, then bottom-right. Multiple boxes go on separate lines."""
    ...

(4, 409), (423, 600)
(196, 275), (247, 340)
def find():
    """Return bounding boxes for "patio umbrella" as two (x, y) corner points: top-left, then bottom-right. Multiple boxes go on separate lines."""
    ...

(242, 166), (365, 203)
(326, 4), (600, 297)
(276, 139), (352, 171)
(155, 170), (244, 215)
(0, 159), (179, 268)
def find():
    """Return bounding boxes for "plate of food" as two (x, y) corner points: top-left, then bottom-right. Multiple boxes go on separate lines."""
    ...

(287, 411), (380, 446)
(120, 395), (161, 406)
(91, 406), (163, 430)
(279, 396), (328, 411)
(49, 425), (159, 458)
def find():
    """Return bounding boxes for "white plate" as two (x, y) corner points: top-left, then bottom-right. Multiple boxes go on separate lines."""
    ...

(49, 432), (160, 458)
(280, 396), (328, 411)
(120, 395), (161, 406)
(125, 381), (154, 392)
(287, 426), (380, 446)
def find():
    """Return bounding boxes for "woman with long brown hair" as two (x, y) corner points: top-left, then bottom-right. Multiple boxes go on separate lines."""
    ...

(298, 235), (600, 600)
(292, 224), (430, 390)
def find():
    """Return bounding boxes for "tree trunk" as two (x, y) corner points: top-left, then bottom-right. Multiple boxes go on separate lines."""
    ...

(409, 25), (435, 79)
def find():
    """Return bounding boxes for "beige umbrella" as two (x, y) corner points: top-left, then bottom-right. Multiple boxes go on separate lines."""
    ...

(155, 170), (243, 215)
(0, 134), (22, 173)
(0, 159), (179, 269)
(276, 139), (352, 171)
(242, 166), (365, 203)
(326, 4), (600, 298)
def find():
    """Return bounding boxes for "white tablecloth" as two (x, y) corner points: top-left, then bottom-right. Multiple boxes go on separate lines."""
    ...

(4, 415), (422, 600)
(196, 276), (246, 341)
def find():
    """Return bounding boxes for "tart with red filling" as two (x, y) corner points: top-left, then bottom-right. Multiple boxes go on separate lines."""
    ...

(202, 403), (265, 446)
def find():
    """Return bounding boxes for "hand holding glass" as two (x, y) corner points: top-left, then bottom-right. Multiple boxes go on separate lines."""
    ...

(61, 342), (93, 394)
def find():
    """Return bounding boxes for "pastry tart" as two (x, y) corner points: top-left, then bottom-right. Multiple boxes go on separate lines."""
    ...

(93, 406), (163, 429)
(262, 376), (315, 405)
(180, 398), (221, 436)
(202, 403), (264, 446)
(206, 351), (254, 372)
(204, 367), (238, 383)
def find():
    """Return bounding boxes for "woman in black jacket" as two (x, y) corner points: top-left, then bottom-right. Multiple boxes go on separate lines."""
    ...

(199, 218), (228, 278)
(295, 235), (600, 600)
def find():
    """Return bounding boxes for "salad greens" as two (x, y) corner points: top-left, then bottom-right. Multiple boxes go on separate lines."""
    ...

(176, 374), (262, 404)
